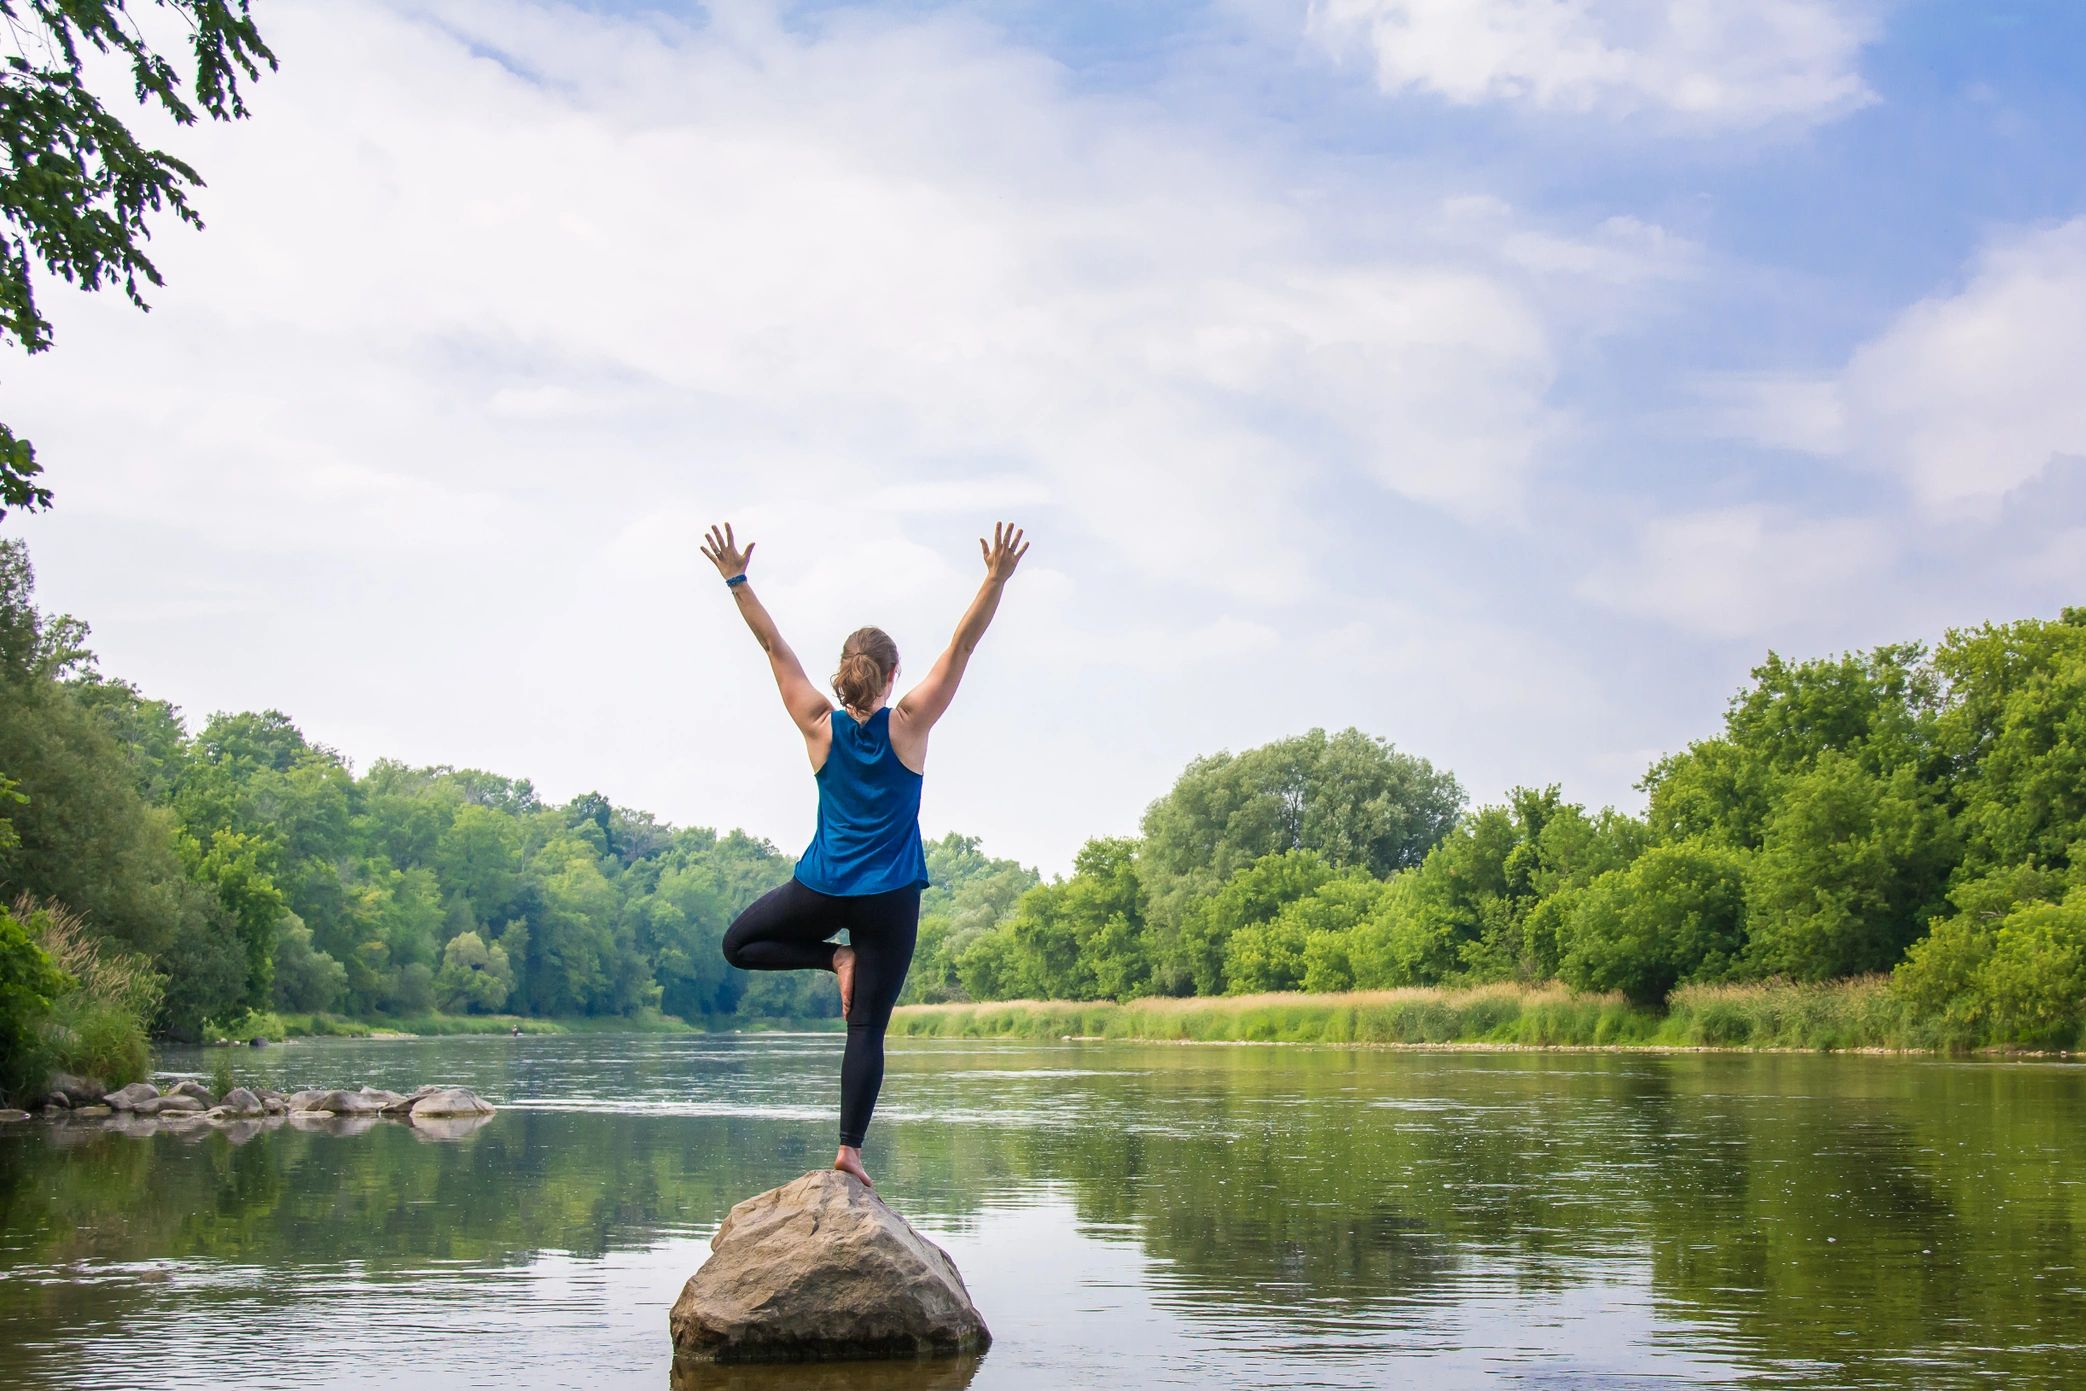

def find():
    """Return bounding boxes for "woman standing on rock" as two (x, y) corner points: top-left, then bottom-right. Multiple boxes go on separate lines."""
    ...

(702, 521), (1030, 1188)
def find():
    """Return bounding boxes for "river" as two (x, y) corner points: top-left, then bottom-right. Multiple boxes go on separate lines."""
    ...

(2, 1035), (2082, 1388)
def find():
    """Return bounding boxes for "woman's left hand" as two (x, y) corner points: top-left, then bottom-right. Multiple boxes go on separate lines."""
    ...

(700, 523), (755, 579)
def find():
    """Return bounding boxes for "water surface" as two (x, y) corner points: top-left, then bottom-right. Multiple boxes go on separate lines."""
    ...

(2, 1035), (2082, 1388)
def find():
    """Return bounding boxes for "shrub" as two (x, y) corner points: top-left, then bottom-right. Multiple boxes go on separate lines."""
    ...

(8, 897), (161, 1095)
(1557, 842), (1748, 1005)
(1, 903), (71, 1101)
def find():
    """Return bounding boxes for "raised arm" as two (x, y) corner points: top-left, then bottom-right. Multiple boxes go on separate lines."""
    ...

(894, 523), (1029, 747)
(700, 524), (832, 745)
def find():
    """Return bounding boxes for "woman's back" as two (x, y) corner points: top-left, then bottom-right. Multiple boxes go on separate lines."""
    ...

(795, 707), (928, 897)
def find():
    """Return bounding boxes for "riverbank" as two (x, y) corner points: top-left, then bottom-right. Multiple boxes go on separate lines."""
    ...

(207, 1008), (699, 1042)
(890, 980), (2067, 1055)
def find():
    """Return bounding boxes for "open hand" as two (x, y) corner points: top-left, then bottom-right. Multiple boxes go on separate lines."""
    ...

(980, 522), (1029, 582)
(700, 523), (755, 579)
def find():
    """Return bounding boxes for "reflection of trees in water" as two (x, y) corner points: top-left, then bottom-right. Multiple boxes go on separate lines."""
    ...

(2, 1052), (2084, 1387)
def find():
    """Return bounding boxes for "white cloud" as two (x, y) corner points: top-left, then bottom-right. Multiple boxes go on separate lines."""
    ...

(1, 0), (1755, 869)
(22, 0), (1613, 576)
(1576, 504), (1893, 639)
(1716, 217), (2086, 516)
(1308, 0), (1876, 128)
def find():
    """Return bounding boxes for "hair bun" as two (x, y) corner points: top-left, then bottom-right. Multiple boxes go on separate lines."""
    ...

(832, 627), (900, 711)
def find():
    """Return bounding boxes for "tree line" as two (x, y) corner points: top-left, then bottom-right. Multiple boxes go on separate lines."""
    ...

(4, 535), (2084, 1070)
(903, 616), (2086, 1049)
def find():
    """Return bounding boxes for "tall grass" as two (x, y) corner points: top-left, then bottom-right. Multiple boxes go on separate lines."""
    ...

(16, 896), (161, 1088)
(221, 1007), (701, 1040)
(891, 977), (2026, 1053)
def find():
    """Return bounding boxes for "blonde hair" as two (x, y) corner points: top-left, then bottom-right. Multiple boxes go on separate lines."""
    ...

(832, 627), (899, 712)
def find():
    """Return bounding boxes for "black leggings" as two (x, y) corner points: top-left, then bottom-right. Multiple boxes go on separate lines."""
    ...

(721, 879), (920, 1149)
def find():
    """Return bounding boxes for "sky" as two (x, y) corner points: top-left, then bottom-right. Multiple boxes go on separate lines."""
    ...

(9, 0), (2086, 876)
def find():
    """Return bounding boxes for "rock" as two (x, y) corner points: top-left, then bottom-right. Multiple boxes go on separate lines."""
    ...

(248, 1037), (269, 1047)
(669, 1170), (990, 1365)
(47, 1072), (108, 1106)
(103, 1082), (160, 1112)
(0, 1108), (30, 1123)
(293, 1089), (387, 1116)
(216, 1087), (265, 1117)
(379, 1085), (443, 1115)
(135, 1094), (205, 1116)
(168, 1080), (214, 1105)
(71, 1104), (112, 1118)
(408, 1087), (494, 1119)
(286, 1089), (331, 1113)
(357, 1086), (410, 1111)
(42, 1091), (71, 1110)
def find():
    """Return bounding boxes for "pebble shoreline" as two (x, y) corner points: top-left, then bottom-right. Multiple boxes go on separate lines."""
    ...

(1, 1077), (497, 1141)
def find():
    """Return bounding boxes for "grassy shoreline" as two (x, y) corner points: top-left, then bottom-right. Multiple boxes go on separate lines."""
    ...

(204, 1008), (709, 1042)
(891, 980), (2081, 1057)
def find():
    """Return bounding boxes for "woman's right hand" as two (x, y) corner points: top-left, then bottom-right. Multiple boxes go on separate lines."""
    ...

(980, 521), (1029, 582)
(700, 523), (755, 580)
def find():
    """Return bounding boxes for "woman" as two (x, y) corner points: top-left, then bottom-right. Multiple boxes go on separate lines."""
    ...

(701, 520), (1029, 1188)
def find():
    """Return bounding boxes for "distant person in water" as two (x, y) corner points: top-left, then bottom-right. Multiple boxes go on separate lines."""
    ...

(702, 520), (1030, 1189)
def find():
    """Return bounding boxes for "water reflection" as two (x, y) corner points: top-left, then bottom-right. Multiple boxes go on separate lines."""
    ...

(671, 1355), (983, 1391)
(0, 1036), (2080, 1389)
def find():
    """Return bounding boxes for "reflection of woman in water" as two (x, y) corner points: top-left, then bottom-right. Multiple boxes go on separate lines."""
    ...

(702, 521), (1030, 1188)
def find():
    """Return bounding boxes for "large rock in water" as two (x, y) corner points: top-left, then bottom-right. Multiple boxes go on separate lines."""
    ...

(670, 1171), (990, 1365)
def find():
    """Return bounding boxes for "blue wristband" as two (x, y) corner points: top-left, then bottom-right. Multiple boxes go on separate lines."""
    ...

(725, 573), (748, 588)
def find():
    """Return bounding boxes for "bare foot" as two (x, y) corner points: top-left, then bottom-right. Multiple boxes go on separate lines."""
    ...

(834, 1145), (874, 1188)
(832, 944), (856, 1019)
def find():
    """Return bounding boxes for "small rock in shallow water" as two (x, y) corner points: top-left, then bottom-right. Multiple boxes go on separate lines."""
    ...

(670, 1169), (990, 1364)
(215, 1087), (265, 1116)
(103, 1082), (159, 1112)
(408, 1088), (494, 1119)
(136, 1094), (204, 1116)
(167, 1081), (214, 1105)
(0, 1109), (30, 1123)
(296, 1089), (387, 1116)
(47, 1073), (107, 1106)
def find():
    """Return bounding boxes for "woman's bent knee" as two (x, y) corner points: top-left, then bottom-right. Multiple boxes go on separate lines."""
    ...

(721, 919), (754, 969)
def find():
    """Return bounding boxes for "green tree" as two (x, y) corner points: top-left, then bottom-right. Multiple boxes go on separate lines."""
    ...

(0, 541), (244, 1034)
(1557, 842), (1750, 1005)
(1895, 865), (2083, 1045)
(268, 915), (345, 1013)
(1371, 788), (1647, 986)
(1935, 611), (2086, 878)
(996, 837), (1146, 1000)
(1224, 873), (1384, 994)
(176, 827), (282, 1010)
(1174, 850), (1336, 995)
(1643, 644), (1939, 851)
(0, 892), (70, 1099)
(433, 930), (515, 1013)
(1, 0), (273, 514)
(1743, 754), (1956, 980)
(1140, 729), (1461, 992)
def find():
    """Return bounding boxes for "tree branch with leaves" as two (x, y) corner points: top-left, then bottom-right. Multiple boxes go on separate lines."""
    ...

(0, 0), (273, 516)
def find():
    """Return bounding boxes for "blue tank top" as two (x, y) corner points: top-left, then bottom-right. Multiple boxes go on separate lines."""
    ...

(794, 707), (930, 896)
